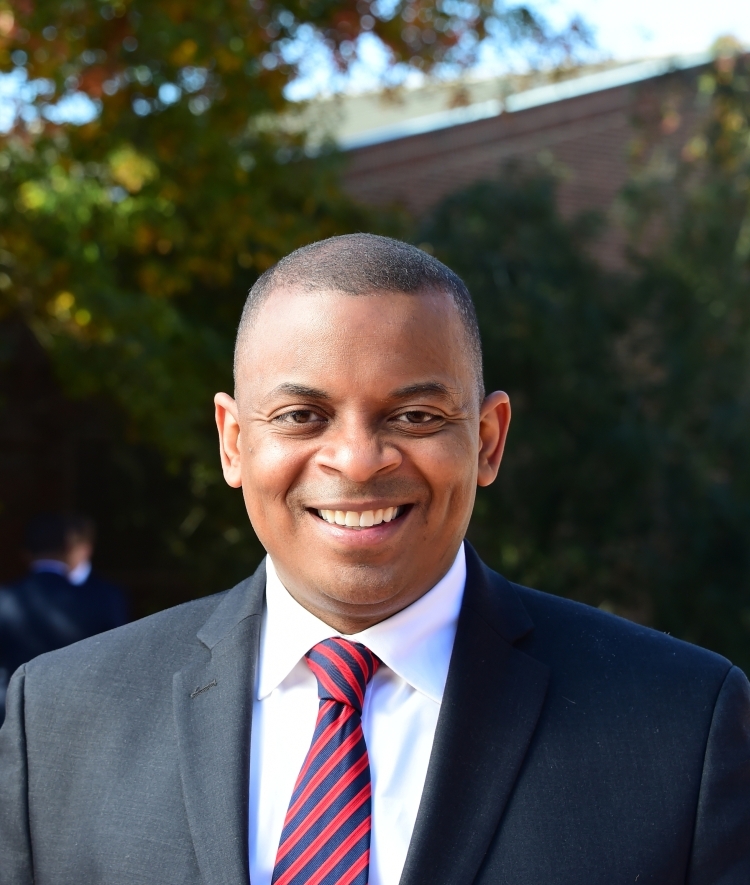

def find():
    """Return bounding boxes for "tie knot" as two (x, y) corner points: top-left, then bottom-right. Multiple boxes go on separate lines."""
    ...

(305, 638), (380, 712)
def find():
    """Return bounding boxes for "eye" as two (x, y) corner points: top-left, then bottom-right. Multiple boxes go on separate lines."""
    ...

(394, 410), (443, 426)
(274, 409), (327, 426)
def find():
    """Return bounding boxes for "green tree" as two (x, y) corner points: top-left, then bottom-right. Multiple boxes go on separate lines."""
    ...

(420, 170), (639, 609)
(422, 54), (750, 670)
(0, 0), (585, 603)
(615, 52), (750, 664)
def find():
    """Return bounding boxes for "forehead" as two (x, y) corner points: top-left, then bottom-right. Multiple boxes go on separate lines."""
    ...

(236, 287), (474, 401)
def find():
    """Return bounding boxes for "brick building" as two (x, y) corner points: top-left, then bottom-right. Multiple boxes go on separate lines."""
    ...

(329, 53), (712, 267)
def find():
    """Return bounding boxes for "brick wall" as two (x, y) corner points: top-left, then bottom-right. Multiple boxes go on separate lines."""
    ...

(342, 65), (707, 268)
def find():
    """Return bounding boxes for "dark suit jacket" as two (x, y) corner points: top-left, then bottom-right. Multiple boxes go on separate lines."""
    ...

(0, 569), (129, 722)
(1, 544), (748, 885)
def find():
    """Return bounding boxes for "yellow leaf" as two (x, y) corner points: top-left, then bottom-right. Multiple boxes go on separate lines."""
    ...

(18, 182), (47, 211)
(0, 11), (14, 36)
(49, 291), (75, 319)
(109, 146), (158, 193)
(171, 39), (198, 66)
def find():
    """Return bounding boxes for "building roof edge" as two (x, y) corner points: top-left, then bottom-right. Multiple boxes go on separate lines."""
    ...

(339, 51), (714, 152)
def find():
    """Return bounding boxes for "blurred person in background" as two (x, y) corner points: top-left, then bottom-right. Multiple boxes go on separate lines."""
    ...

(0, 512), (129, 723)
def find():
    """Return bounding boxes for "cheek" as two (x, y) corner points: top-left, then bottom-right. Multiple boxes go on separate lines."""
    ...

(240, 434), (311, 521)
(412, 432), (478, 509)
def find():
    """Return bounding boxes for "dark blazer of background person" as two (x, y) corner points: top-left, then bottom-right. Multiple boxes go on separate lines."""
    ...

(0, 567), (129, 723)
(0, 511), (129, 722)
(0, 544), (748, 885)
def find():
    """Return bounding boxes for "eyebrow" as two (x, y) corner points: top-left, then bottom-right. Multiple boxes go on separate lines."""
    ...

(261, 383), (332, 404)
(260, 380), (457, 406)
(388, 382), (456, 400)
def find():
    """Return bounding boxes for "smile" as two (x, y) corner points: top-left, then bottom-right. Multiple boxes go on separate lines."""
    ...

(315, 506), (407, 528)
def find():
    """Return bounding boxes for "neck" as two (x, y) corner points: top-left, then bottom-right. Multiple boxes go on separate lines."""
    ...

(269, 547), (462, 635)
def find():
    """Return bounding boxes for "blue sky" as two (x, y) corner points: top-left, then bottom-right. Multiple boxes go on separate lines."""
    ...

(286, 0), (750, 98)
(542, 0), (749, 59)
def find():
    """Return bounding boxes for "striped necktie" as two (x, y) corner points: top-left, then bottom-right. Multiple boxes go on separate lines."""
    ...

(271, 637), (380, 885)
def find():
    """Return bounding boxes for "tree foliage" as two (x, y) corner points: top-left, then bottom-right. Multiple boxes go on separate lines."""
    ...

(0, 0), (584, 433)
(421, 173), (635, 605)
(616, 53), (750, 662)
(422, 54), (750, 669)
(0, 0), (586, 600)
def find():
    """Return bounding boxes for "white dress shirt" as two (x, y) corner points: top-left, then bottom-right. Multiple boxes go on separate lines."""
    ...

(248, 544), (466, 885)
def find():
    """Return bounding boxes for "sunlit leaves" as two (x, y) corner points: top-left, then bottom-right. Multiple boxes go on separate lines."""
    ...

(0, 0), (587, 590)
(0, 0), (589, 135)
(108, 144), (157, 191)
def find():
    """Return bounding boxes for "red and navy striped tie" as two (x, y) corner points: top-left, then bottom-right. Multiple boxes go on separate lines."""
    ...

(271, 638), (380, 885)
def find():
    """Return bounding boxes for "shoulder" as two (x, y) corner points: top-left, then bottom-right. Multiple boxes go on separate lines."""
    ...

(0, 575), (66, 626)
(23, 589), (229, 690)
(81, 572), (125, 595)
(9, 566), (265, 742)
(17, 563), (266, 710)
(0, 582), (24, 616)
(508, 578), (733, 702)
(5, 571), (68, 594)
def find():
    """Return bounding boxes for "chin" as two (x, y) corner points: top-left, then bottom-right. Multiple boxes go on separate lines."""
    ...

(313, 563), (408, 607)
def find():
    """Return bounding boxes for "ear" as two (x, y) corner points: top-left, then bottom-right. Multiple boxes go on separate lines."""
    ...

(214, 392), (243, 488)
(477, 390), (511, 488)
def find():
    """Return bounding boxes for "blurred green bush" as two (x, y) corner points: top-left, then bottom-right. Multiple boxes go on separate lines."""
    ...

(425, 54), (750, 669)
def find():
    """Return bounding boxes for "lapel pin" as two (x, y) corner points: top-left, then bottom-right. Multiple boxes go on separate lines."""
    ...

(190, 678), (217, 699)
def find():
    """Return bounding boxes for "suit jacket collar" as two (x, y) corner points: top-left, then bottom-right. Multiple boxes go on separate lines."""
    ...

(398, 542), (550, 885)
(462, 542), (535, 644)
(196, 561), (267, 650)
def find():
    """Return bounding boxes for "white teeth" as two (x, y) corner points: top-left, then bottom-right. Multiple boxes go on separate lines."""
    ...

(316, 507), (402, 527)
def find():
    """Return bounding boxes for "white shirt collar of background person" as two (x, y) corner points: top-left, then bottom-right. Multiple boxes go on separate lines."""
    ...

(68, 560), (92, 586)
(249, 542), (467, 885)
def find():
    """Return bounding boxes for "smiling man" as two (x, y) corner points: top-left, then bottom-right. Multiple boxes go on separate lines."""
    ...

(1, 234), (749, 885)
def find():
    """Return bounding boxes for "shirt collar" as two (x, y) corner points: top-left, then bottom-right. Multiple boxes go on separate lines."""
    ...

(258, 543), (466, 705)
(68, 560), (92, 586)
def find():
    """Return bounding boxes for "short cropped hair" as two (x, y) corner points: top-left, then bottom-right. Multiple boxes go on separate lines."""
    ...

(234, 234), (484, 400)
(25, 512), (95, 558)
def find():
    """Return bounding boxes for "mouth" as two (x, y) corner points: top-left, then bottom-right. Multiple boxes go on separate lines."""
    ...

(311, 505), (410, 530)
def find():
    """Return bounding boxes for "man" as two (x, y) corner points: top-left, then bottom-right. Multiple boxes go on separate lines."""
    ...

(0, 512), (129, 723)
(0, 234), (748, 884)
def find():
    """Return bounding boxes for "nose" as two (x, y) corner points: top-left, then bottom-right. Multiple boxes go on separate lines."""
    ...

(314, 415), (402, 482)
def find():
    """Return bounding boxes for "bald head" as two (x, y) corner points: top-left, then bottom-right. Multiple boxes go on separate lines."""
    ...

(234, 233), (484, 400)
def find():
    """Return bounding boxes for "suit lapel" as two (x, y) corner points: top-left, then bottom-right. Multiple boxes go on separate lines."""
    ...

(172, 547), (547, 885)
(173, 563), (266, 885)
(399, 544), (550, 885)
